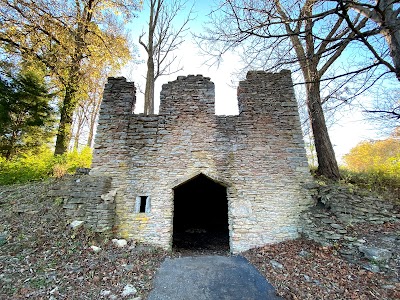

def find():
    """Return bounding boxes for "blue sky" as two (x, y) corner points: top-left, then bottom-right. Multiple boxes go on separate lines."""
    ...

(123, 0), (240, 115)
(120, 0), (396, 163)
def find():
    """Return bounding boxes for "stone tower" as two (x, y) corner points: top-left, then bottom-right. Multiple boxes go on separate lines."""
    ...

(90, 71), (313, 253)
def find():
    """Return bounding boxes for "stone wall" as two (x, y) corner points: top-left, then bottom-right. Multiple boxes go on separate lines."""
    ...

(49, 175), (116, 232)
(301, 184), (400, 276)
(91, 70), (314, 253)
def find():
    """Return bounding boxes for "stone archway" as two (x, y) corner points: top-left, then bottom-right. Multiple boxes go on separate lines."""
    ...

(172, 173), (229, 251)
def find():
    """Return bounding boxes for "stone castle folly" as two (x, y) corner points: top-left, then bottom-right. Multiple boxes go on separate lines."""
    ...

(88, 70), (313, 253)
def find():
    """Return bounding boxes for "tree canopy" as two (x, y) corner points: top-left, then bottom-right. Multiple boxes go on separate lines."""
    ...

(0, 68), (55, 159)
(0, 0), (139, 154)
(198, 0), (372, 179)
(197, 0), (400, 179)
(336, 0), (400, 80)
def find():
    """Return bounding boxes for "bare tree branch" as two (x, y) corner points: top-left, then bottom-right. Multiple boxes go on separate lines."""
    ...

(140, 0), (193, 115)
(196, 0), (396, 180)
(336, 0), (400, 79)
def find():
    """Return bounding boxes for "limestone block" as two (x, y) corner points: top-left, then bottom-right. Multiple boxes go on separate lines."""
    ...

(101, 189), (117, 202)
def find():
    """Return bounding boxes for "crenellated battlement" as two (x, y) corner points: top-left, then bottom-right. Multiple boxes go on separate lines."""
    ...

(102, 70), (295, 118)
(102, 77), (136, 115)
(238, 70), (296, 115)
(90, 71), (313, 253)
(159, 74), (215, 115)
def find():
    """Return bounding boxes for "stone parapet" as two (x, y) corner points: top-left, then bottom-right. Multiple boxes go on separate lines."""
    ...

(159, 74), (215, 115)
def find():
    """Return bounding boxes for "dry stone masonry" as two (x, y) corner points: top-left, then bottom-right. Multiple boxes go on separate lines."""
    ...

(49, 175), (115, 232)
(90, 70), (314, 253)
(301, 184), (400, 277)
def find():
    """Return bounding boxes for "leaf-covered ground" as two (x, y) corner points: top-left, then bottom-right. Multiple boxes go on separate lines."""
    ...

(244, 237), (399, 300)
(1, 180), (399, 299)
(0, 181), (167, 299)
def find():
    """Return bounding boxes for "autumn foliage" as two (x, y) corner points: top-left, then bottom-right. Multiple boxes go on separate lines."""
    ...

(341, 128), (400, 202)
(343, 129), (400, 176)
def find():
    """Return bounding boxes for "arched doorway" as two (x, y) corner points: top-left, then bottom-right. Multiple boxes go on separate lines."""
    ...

(173, 174), (229, 251)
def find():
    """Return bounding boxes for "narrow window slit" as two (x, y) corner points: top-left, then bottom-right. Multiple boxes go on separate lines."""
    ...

(136, 196), (150, 213)
(139, 196), (147, 213)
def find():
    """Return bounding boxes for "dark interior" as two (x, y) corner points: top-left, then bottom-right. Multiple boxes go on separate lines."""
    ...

(172, 174), (229, 251)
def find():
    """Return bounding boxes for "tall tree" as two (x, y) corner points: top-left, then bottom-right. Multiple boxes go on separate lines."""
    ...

(139, 0), (192, 115)
(198, 0), (374, 180)
(336, 0), (400, 80)
(0, 0), (138, 154)
(86, 77), (106, 148)
(0, 69), (55, 159)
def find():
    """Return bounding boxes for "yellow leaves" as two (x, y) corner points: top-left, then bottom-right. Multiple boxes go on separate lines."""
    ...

(1, 0), (136, 85)
(343, 130), (400, 177)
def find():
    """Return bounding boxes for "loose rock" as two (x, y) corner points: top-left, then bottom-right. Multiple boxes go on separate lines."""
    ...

(363, 263), (380, 273)
(0, 232), (7, 245)
(270, 260), (284, 270)
(112, 238), (128, 248)
(358, 245), (392, 262)
(90, 245), (101, 253)
(70, 220), (84, 229)
(121, 284), (137, 297)
(100, 290), (111, 296)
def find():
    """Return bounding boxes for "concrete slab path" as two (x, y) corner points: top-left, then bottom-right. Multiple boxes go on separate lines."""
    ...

(147, 255), (282, 300)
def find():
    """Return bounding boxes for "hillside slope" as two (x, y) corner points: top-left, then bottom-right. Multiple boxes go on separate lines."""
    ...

(0, 180), (167, 299)
(0, 180), (399, 299)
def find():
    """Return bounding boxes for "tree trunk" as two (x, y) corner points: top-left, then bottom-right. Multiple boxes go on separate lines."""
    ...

(382, 27), (400, 80)
(144, 57), (155, 115)
(346, 0), (400, 80)
(4, 130), (17, 160)
(54, 84), (76, 155)
(307, 80), (340, 180)
(87, 118), (95, 147)
(54, 2), (90, 155)
(73, 110), (83, 150)
(288, 4), (340, 180)
(87, 97), (101, 147)
(374, 0), (400, 80)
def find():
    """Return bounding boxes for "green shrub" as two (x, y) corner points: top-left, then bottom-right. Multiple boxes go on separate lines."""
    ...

(0, 146), (93, 185)
(52, 146), (93, 177)
(0, 147), (54, 184)
(64, 146), (92, 172)
(339, 168), (400, 203)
